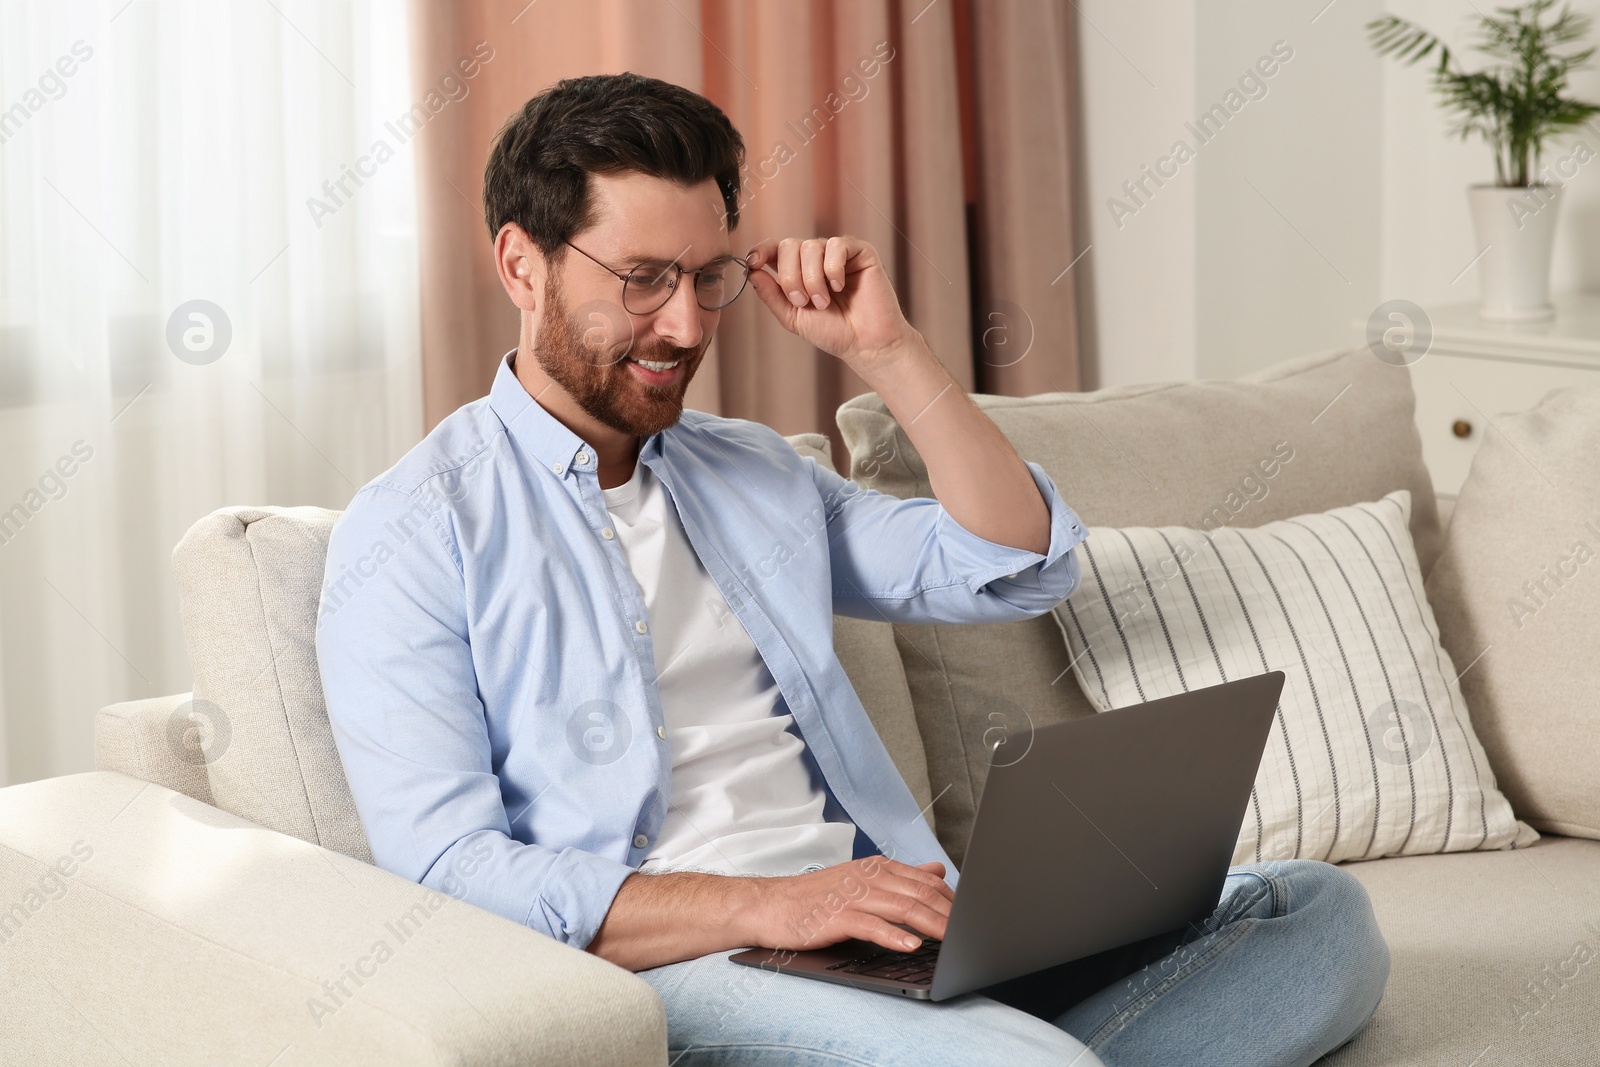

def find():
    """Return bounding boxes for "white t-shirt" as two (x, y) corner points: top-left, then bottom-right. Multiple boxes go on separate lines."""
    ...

(600, 458), (858, 877)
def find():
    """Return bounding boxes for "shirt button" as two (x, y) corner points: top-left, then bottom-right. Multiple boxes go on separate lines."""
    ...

(601, 527), (615, 540)
(551, 461), (564, 474)
(635, 620), (649, 635)
(633, 833), (649, 849)
(575, 450), (589, 466)
(1007, 572), (1019, 579)
(656, 725), (666, 740)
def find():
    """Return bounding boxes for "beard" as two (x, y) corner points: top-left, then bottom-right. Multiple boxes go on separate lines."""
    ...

(530, 267), (706, 438)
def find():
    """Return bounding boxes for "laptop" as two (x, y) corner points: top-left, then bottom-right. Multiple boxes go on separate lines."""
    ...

(729, 670), (1285, 1001)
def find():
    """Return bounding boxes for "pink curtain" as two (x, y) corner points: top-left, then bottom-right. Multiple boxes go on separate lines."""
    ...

(407, 0), (1082, 466)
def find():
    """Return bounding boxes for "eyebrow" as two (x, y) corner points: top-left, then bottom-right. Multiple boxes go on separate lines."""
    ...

(621, 251), (736, 269)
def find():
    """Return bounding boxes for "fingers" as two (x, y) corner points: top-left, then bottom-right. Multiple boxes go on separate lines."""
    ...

(775, 237), (808, 308)
(823, 236), (847, 292)
(869, 904), (946, 946)
(745, 235), (857, 311)
(834, 860), (950, 944)
(878, 858), (954, 904)
(849, 916), (929, 953)
(744, 257), (796, 324)
(870, 871), (951, 938)
(763, 858), (953, 953)
(744, 237), (779, 272)
(799, 240), (828, 309)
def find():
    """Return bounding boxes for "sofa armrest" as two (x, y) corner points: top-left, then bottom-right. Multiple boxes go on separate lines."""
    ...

(95, 692), (214, 805)
(0, 772), (666, 1065)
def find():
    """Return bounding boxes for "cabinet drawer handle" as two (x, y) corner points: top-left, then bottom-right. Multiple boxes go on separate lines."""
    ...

(1452, 419), (1473, 439)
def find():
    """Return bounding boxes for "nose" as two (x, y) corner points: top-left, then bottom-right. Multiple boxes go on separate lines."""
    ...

(646, 273), (707, 350)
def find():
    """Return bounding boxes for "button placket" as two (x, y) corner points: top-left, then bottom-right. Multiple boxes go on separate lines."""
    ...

(572, 470), (670, 818)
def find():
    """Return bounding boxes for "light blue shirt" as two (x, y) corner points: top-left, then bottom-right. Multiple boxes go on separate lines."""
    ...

(315, 349), (1088, 949)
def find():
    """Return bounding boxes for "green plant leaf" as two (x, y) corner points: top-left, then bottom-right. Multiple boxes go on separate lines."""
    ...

(1366, 0), (1600, 186)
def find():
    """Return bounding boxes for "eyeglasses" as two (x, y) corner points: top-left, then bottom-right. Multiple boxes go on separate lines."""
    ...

(562, 239), (751, 315)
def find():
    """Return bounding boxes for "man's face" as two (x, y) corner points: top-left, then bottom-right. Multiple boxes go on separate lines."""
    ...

(530, 172), (731, 438)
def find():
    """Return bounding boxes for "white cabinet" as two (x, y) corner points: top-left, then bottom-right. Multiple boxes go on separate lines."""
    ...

(1402, 293), (1600, 499)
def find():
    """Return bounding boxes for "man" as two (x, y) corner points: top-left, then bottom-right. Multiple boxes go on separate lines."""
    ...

(316, 72), (1388, 1066)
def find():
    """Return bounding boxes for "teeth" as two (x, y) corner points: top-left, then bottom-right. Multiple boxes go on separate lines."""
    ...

(634, 358), (679, 372)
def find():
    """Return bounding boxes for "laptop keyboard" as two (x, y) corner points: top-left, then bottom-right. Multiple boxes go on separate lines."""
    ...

(826, 939), (942, 985)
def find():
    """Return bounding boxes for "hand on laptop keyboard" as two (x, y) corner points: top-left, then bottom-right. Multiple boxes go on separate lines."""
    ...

(728, 857), (952, 955)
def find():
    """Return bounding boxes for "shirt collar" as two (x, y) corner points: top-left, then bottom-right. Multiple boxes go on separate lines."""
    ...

(487, 348), (669, 478)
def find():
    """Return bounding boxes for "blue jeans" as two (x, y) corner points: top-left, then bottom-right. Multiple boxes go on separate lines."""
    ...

(636, 859), (1390, 1066)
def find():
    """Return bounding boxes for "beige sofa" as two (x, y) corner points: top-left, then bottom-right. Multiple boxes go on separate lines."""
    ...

(3, 346), (1595, 1065)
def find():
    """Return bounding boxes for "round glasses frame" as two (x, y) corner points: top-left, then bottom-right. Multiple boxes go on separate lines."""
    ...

(562, 239), (751, 315)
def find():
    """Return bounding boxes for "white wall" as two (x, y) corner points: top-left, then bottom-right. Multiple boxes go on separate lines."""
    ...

(1193, 0), (1383, 381)
(1078, 0), (1600, 387)
(1077, 0), (1198, 387)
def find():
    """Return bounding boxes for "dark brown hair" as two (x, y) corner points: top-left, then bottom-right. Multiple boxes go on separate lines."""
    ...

(482, 72), (746, 259)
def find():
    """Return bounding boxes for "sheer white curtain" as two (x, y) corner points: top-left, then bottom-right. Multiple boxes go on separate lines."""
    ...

(0, 0), (422, 785)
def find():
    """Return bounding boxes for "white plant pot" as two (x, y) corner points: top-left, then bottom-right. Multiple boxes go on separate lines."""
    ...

(1468, 184), (1562, 322)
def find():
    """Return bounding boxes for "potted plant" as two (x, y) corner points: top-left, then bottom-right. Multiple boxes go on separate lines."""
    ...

(1368, 0), (1600, 322)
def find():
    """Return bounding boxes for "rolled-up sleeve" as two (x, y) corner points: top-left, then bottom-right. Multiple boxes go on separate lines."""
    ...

(805, 456), (1089, 625)
(315, 484), (633, 950)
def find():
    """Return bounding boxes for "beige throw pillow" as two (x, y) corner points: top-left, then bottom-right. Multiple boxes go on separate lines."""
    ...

(1053, 491), (1535, 865)
(1426, 387), (1600, 840)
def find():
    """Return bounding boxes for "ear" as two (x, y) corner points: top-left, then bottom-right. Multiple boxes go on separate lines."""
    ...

(494, 222), (546, 312)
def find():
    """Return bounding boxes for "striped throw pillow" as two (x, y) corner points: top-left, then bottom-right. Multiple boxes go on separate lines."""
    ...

(1053, 490), (1536, 865)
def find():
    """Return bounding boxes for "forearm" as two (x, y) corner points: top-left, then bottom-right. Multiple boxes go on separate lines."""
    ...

(585, 870), (754, 972)
(856, 332), (1050, 555)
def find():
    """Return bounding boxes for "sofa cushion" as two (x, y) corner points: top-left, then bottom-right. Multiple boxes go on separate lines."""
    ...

(837, 346), (1441, 864)
(173, 504), (371, 861)
(1323, 837), (1600, 1066)
(171, 435), (934, 857)
(1425, 387), (1600, 840)
(1055, 490), (1533, 865)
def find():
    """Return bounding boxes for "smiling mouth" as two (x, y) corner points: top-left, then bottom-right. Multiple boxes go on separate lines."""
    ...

(624, 355), (689, 388)
(630, 357), (680, 372)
